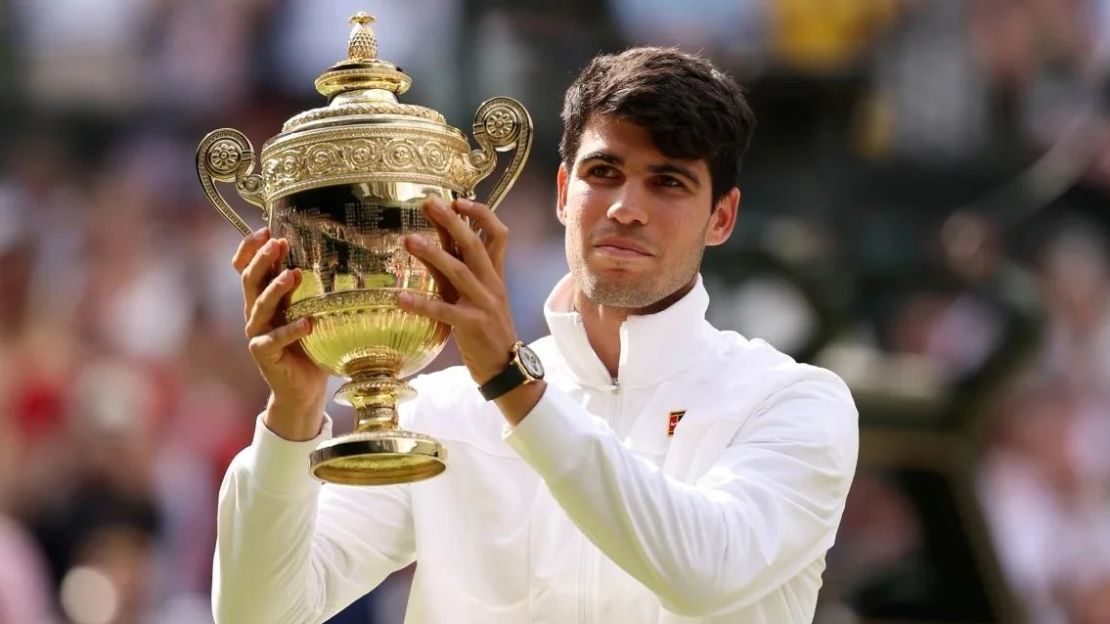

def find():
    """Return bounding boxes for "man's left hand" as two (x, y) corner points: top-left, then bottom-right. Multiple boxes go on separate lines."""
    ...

(398, 197), (520, 386)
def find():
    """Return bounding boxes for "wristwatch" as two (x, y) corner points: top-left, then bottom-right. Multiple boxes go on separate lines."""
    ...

(479, 341), (545, 401)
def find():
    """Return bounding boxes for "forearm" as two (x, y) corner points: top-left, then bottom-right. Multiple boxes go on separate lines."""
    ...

(506, 386), (856, 616)
(213, 414), (417, 624)
(494, 379), (547, 426)
(213, 425), (328, 623)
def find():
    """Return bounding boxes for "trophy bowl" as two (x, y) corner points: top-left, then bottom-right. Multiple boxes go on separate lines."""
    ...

(195, 12), (532, 486)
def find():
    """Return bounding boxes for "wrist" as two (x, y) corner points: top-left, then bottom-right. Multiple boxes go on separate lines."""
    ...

(496, 379), (546, 427)
(471, 339), (520, 385)
(264, 392), (326, 442)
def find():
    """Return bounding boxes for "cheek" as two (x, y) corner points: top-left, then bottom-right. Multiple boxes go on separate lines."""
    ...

(569, 176), (618, 206)
(658, 212), (697, 241)
(559, 203), (587, 242)
(568, 213), (595, 248)
(655, 212), (710, 260)
(565, 185), (608, 228)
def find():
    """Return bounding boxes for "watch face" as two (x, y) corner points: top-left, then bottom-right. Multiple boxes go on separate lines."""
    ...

(517, 345), (545, 378)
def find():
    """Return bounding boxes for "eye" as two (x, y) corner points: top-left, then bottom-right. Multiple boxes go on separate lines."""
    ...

(587, 164), (618, 178)
(654, 175), (686, 189)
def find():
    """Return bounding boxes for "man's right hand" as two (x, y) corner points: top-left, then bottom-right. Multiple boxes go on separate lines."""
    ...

(234, 227), (329, 441)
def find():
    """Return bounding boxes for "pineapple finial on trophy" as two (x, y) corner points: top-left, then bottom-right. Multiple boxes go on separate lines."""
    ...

(348, 12), (378, 61)
(313, 10), (411, 98)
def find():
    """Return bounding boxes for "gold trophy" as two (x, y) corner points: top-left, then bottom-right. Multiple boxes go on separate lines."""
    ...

(196, 12), (532, 486)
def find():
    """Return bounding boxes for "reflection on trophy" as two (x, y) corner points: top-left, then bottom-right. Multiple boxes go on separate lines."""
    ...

(195, 12), (533, 485)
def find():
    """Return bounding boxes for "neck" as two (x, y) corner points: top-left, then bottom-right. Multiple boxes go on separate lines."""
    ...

(573, 276), (698, 379)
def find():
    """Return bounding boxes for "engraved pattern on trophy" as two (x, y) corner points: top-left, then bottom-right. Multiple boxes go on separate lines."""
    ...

(196, 128), (266, 235)
(260, 127), (474, 200)
(469, 98), (533, 210)
(196, 10), (533, 485)
(283, 103), (445, 133)
(272, 183), (450, 382)
(484, 108), (516, 140)
(207, 139), (241, 174)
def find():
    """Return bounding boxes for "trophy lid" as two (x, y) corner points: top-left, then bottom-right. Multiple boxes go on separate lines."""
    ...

(281, 12), (447, 133)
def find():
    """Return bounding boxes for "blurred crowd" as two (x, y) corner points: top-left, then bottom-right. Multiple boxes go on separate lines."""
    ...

(1, 1), (1109, 623)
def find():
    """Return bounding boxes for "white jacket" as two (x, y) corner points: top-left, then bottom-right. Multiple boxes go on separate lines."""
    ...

(213, 275), (859, 623)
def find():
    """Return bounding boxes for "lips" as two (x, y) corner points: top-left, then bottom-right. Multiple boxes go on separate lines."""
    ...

(593, 236), (652, 257)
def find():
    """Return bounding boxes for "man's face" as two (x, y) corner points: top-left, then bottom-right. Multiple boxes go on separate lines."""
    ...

(557, 116), (738, 311)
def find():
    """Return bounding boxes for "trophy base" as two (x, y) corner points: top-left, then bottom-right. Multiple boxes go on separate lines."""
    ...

(310, 429), (446, 486)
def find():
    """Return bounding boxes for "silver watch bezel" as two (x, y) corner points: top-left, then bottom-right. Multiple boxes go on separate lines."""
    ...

(513, 342), (545, 380)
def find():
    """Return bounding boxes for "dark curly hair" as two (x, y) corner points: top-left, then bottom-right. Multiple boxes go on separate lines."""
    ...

(559, 47), (756, 207)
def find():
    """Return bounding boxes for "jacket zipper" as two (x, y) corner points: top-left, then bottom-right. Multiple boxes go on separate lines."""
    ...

(610, 378), (622, 436)
(590, 379), (622, 622)
(577, 379), (621, 623)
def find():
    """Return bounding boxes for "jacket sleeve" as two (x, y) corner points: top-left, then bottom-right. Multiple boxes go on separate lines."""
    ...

(212, 415), (416, 624)
(504, 371), (858, 617)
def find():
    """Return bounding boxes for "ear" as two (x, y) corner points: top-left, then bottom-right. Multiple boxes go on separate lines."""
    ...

(705, 187), (740, 247)
(556, 163), (569, 226)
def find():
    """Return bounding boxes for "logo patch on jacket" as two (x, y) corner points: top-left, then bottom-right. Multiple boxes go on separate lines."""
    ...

(667, 410), (686, 437)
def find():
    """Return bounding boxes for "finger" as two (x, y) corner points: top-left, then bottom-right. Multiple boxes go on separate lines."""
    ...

(413, 234), (458, 304)
(430, 211), (455, 257)
(249, 317), (314, 366)
(246, 268), (300, 338)
(396, 291), (470, 327)
(404, 233), (492, 305)
(422, 198), (499, 286)
(232, 227), (271, 274)
(241, 238), (287, 320)
(425, 210), (461, 303)
(454, 198), (509, 277)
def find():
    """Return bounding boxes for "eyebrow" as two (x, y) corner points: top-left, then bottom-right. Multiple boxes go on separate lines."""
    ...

(578, 151), (702, 188)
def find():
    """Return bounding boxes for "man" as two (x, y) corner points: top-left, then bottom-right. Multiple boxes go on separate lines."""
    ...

(214, 47), (858, 623)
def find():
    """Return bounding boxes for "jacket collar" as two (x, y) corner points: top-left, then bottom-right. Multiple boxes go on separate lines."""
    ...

(543, 273), (713, 389)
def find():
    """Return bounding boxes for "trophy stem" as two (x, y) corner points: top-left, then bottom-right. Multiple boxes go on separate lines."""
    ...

(309, 367), (446, 486)
(336, 371), (413, 432)
(355, 406), (397, 432)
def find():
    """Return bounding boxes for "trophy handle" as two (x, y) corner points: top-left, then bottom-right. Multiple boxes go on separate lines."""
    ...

(468, 97), (533, 212)
(196, 129), (266, 236)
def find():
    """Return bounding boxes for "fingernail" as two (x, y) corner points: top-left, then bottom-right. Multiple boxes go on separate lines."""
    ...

(407, 234), (425, 248)
(299, 317), (312, 330)
(254, 227), (270, 240)
(397, 292), (412, 305)
(456, 197), (473, 208)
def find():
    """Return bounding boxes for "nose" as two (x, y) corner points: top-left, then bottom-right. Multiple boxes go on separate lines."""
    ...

(605, 186), (649, 226)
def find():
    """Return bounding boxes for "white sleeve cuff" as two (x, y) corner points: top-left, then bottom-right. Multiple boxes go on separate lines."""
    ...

(247, 413), (333, 498)
(503, 387), (599, 483)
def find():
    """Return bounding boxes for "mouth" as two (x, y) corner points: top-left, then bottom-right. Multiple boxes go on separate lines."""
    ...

(593, 237), (652, 258)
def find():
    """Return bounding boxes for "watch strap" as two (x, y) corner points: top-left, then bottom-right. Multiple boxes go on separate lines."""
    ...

(479, 342), (533, 401)
(478, 360), (528, 401)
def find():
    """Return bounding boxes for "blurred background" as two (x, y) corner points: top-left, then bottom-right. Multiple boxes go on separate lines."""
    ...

(1, 0), (1109, 622)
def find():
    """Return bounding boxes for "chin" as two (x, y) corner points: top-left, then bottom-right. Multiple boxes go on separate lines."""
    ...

(581, 271), (664, 308)
(584, 264), (646, 285)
